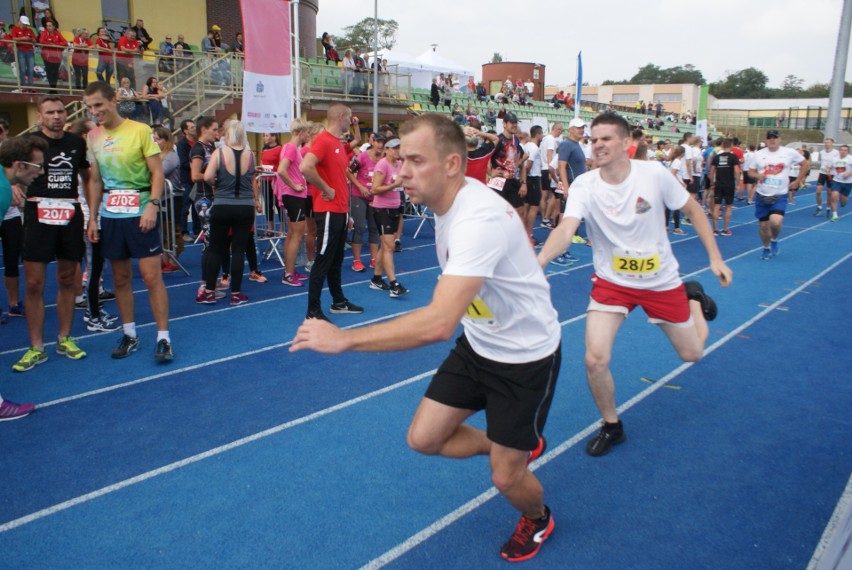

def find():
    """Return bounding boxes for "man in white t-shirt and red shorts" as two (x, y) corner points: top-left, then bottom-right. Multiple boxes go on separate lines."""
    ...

(292, 114), (562, 563)
(539, 112), (732, 457)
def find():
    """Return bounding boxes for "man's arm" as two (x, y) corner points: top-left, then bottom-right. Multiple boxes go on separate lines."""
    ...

(140, 154), (164, 232)
(680, 197), (732, 287)
(537, 215), (581, 267)
(86, 159), (104, 243)
(299, 152), (334, 201)
(290, 274), (485, 353)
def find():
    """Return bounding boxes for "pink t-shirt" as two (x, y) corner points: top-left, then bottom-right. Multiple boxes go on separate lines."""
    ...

(352, 151), (381, 198)
(371, 157), (402, 208)
(279, 143), (306, 198)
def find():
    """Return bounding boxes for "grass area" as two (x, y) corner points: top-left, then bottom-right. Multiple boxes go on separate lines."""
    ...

(713, 124), (825, 146)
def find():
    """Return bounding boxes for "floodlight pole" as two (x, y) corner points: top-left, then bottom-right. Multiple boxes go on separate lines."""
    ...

(826, 0), (852, 139)
(372, 0), (379, 133)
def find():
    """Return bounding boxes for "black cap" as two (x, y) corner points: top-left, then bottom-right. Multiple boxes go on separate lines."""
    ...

(504, 112), (518, 123)
(766, 130), (780, 139)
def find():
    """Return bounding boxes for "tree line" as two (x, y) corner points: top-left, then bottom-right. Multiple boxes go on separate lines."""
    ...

(602, 63), (851, 99)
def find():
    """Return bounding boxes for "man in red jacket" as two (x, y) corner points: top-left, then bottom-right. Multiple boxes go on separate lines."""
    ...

(10, 15), (36, 89)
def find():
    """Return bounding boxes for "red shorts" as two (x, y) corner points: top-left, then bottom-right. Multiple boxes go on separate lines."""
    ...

(589, 274), (691, 325)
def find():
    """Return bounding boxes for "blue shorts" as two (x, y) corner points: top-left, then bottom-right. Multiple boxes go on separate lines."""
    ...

(831, 180), (852, 197)
(100, 216), (163, 260)
(754, 194), (787, 222)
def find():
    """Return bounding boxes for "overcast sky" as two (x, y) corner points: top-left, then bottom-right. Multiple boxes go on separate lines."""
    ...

(316, 0), (852, 89)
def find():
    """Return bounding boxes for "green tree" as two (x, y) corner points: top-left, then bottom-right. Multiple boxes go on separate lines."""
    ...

(710, 67), (769, 98)
(667, 64), (705, 85)
(629, 63), (664, 84)
(491, 52), (503, 63)
(338, 17), (399, 51)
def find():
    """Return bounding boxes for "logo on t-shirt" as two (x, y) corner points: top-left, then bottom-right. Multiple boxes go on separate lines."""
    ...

(635, 197), (651, 214)
(763, 163), (784, 176)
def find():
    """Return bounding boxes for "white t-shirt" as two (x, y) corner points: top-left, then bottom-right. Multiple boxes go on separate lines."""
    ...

(435, 178), (560, 363)
(564, 160), (689, 291)
(820, 148), (839, 174)
(548, 154), (560, 190)
(690, 146), (703, 176)
(751, 147), (804, 196)
(524, 141), (541, 177)
(580, 141), (593, 161)
(832, 154), (852, 182)
(540, 134), (558, 168)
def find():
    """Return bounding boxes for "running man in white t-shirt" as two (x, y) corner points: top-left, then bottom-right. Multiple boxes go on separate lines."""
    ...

(538, 111), (732, 457)
(291, 114), (562, 563)
(747, 130), (805, 260)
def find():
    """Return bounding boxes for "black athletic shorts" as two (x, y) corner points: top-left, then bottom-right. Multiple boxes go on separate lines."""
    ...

(540, 170), (550, 193)
(818, 173), (832, 187)
(0, 216), (23, 277)
(492, 178), (524, 208)
(283, 195), (307, 222)
(304, 195), (314, 217)
(525, 176), (542, 206)
(100, 216), (163, 260)
(22, 201), (85, 263)
(373, 206), (400, 236)
(714, 185), (735, 206)
(743, 172), (755, 185)
(425, 335), (561, 451)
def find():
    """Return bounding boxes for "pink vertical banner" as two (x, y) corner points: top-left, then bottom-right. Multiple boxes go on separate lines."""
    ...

(240, 0), (293, 133)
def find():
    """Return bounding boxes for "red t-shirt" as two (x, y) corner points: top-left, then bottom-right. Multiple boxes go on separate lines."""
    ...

(116, 36), (139, 63)
(72, 36), (93, 66)
(11, 25), (36, 53)
(39, 30), (65, 64)
(95, 37), (112, 62)
(307, 130), (353, 214)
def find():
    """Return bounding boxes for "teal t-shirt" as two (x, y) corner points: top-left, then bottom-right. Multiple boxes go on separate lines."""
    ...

(0, 168), (12, 219)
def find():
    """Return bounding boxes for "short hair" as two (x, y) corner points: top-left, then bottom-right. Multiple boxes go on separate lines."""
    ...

(221, 120), (248, 148)
(196, 116), (216, 132)
(841, 144), (849, 151)
(631, 128), (644, 141)
(37, 95), (64, 112)
(327, 103), (351, 121)
(0, 135), (49, 168)
(551, 122), (563, 132)
(378, 124), (396, 137)
(290, 118), (311, 132)
(84, 81), (116, 101)
(68, 117), (95, 136)
(721, 138), (733, 149)
(530, 125), (543, 138)
(591, 112), (630, 138)
(399, 113), (466, 170)
(180, 119), (195, 134)
(825, 138), (835, 143)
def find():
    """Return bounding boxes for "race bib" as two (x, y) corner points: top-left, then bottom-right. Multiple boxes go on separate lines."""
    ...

(612, 253), (660, 279)
(487, 177), (506, 191)
(37, 199), (75, 226)
(105, 190), (141, 214)
(464, 297), (496, 325)
(762, 175), (786, 189)
(790, 164), (800, 177)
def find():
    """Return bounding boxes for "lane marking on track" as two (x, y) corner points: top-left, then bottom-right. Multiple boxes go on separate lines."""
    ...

(360, 251), (852, 570)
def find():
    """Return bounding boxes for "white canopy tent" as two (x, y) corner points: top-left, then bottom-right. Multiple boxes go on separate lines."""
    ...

(367, 49), (475, 90)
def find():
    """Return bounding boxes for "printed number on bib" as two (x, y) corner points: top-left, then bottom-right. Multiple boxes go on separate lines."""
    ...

(465, 297), (496, 325)
(612, 253), (660, 279)
(37, 199), (75, 226)
(105, 190), (141, 214)
(762, 176), (785, 189)
(487, 177), (506, 191)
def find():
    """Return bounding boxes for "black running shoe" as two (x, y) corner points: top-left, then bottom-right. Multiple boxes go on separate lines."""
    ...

(305, 310), (331, 322)
(389, 281), (409, 298)
(684, 280), (718, 321)
(500, 505), (554, 562)
(329, 300), (364, 314)
(99, 289), (116, 301)
(155, 339), (174, 363)
(112, 334), (140, 359)
(394, 239), (402, 253)
(586, 421), (626, 457)
(369, 277), (390, 291)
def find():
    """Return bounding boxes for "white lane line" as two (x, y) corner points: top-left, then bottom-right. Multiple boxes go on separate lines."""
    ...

(360, 252), (852, 569)
(808, 471), (852, 570)
(0, 368), (438, 534)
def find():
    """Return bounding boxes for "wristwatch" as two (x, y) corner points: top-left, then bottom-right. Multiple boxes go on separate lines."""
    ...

(149, 198), (161, 208)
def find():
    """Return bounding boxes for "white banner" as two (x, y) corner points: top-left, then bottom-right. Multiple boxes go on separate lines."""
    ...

(242, 72), (293, 133)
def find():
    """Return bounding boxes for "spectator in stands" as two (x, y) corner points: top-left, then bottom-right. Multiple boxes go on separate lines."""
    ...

(321, 32), (339, 64)
(210, 24), (228, 51)
(38, 19), (65, 92)
(30, 0), (49, 30)
(116, 28), (141, 89)
(342, 49), (355, 97)
(430, 78), (440, 106)
(40, 7), (57, 31)
(476, 82), (487, 102)
(353, 48), (367, 95)
(141, 76), (165, 124)
(201, 30), (217, 54)
(174, 33), (190, 52)
(131, 19), (152, 50)
(72, 28), (92, 90)
(231, 32), (243, 54)
(117, 76), (143, 120)
(158, 34), (175, 73)
(11, 15), (36, 90)
(94, 27), (113, 85)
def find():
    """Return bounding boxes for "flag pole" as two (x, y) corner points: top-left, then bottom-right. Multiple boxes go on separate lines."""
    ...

(292, 0), (302, 119)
